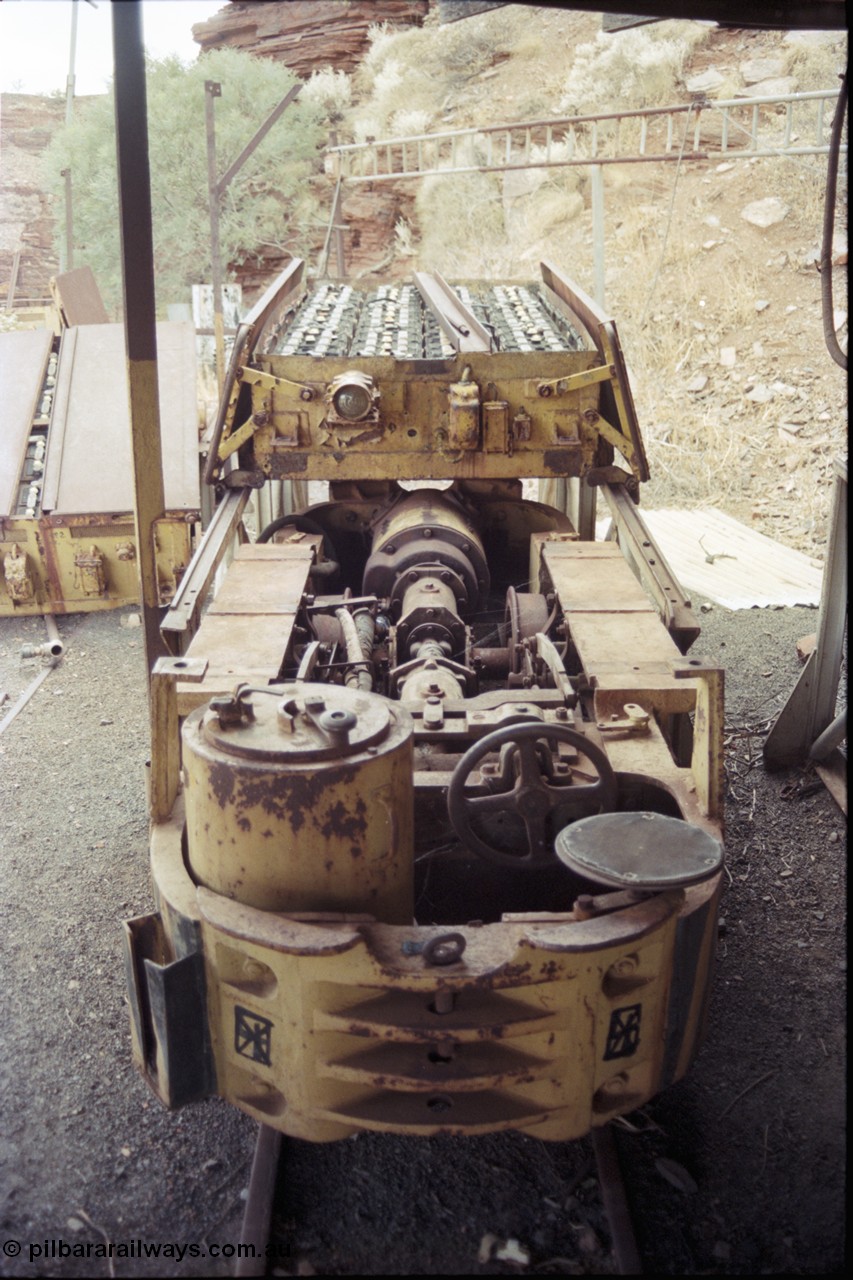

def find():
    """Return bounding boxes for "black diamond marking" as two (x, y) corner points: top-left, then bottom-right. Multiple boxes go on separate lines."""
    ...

(234, 1005), (273, 1066)
(604, 1004), (642, 1060)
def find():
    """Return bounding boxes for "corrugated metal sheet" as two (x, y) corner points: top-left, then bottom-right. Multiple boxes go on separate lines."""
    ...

(633, 508), (824, 610)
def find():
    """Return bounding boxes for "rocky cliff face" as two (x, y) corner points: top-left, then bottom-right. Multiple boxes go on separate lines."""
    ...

(191, 1), (430, 290)
(192, 1), (429, 78)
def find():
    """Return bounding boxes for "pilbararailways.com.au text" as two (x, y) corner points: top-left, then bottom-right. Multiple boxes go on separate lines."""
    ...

(3, 1239), (290, 1264)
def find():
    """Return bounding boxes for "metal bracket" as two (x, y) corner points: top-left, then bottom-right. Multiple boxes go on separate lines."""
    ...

(150, 656), (208, 822)
(536, 364), (615, 398)
(597, 702), (651, 735)
(672, 658), (724, 822)
(602, 482), (699, 654)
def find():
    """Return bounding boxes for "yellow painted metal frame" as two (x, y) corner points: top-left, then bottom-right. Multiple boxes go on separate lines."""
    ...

(207, 262), (652, 488)
(136, 791), (720, 1141)
(127, 530), (724, 1141)
(0, 513), (196, 617)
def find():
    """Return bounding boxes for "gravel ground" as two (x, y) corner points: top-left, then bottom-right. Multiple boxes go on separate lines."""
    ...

(0, 593), (845, 1277)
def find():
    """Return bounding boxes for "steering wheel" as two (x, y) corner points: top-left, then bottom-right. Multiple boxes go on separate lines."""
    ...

(447, 722), (617, 869)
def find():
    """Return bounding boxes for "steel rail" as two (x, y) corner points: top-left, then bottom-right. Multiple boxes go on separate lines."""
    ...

(592, 1124), (643, 1275)
(0, 660), (60, 738)
(235, 1124), (282, 1278)
(236, 1123), (647, 1275)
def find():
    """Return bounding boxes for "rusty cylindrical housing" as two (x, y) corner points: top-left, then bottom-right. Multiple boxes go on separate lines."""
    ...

(182, 683), (414, 922)
(362, 489), (489, 612)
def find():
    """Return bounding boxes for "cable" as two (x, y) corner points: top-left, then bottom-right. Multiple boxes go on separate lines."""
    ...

(638, 104), (696, 329)
(821, 73), (848, 370)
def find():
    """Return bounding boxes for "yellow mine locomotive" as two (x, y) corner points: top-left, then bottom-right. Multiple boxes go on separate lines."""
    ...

(124, 259), (724, 1142)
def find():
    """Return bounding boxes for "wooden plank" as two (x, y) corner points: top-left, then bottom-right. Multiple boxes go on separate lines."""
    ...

(51, 266), (110, 325)
(209, 545), (317, 614)
(540, 540), (627, 559)
(176, 546), (315, 713)
(568, 611), (682, 672)
(543, 540), (684, 694)
(545, 551), (657, 613)
(233, 540), (316, 561)
(177, 614), (295, 713)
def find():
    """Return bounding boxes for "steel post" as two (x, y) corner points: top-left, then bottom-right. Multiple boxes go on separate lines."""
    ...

(764, 458), (847, 767)
(205, 80), (226, 392)
(591, 163), (605, 309)
(111, 0), (169, 676)
(63, 168), (74, 273)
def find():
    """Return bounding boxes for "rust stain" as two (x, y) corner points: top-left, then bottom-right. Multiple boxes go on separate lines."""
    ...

(234, 765), (361, 836)
(208, 761), (235, 809)
(543, 448), (577, 475)
(320, 797), (368, 842)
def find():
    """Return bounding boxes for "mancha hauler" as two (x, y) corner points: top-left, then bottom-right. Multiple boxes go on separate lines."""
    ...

(124, 258), (725, 1143)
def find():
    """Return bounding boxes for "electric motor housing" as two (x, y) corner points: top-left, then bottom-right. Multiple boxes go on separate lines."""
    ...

(182, 682), (414, 923)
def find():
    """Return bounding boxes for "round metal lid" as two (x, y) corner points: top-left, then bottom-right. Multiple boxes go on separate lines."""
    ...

(554, 811), (724, 890)
(201, 682), (393, 764)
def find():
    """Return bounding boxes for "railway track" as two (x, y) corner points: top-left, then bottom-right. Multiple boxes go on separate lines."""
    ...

(234, 1122), (642, 1275)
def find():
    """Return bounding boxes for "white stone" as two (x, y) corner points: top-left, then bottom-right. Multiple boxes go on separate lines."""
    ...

(720, 347), (737, 368)
(494, 1240), (531, 1265)
(740, 56), (786, 84)
(737, 76), (797, 98)
(686, 68), (726, 93)
(686, 374), (709, 393)
(746, 384), (774, 403)
(716, 161), (735, 174)
(783, 30), (839, 48)
(741, 197), (790, 228)
(755, 299), (770, 313)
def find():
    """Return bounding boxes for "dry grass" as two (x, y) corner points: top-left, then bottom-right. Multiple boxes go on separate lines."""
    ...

(558, 21), (711, 115)
(349, 7), (518, 143)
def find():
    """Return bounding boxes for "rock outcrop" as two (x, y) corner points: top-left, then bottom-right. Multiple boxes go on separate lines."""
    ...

(1, 94), (65, 306)
(192, 1), (430, 79)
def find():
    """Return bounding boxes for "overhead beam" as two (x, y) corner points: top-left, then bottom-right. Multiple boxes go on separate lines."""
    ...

(439, 1), (847, 30)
